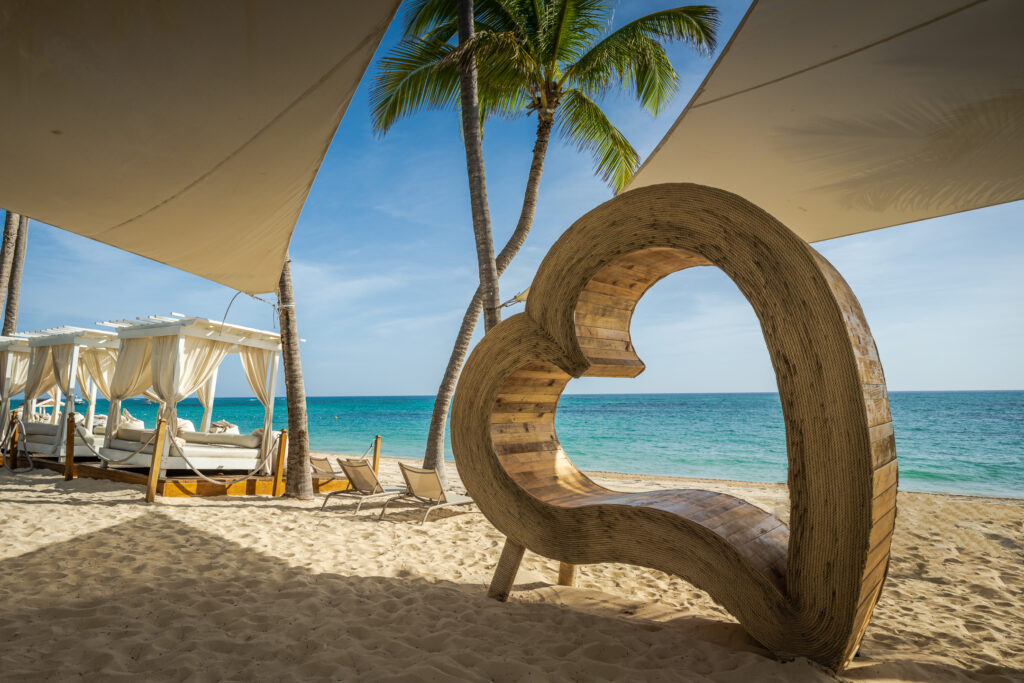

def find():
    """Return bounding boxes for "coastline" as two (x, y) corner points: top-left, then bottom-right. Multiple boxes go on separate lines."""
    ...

(2, 464), (1021, 680)
(334, 453), (1024, 504)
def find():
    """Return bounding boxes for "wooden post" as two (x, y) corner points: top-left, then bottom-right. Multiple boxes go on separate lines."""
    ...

(8, 411), (18, 469)
(145, 419), (167, 503)
(63, 413), (76, 480)
(271, 429), (288, 497)
(372, 434), (381, 475)
(557, 562), (577, 587)
(487, 538), (526, 601)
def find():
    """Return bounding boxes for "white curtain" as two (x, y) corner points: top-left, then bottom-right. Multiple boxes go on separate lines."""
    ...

(197, 380), (212, 424)
(50, 344), (75, 399)
(151, 336), (230, 437)
(78, 348), (118, 400)
(240, 347), (274, 455)
(49, 344), (78, 452)
(106, 338), (155, 442)
(1, 350), (29, 403)
(0, 350), (29, 439)
(22, 348), (55, 421)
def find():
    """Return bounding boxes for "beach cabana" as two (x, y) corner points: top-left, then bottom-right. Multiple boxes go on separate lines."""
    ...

(20, 327), (119, 458)
(98, 315), (281, 473)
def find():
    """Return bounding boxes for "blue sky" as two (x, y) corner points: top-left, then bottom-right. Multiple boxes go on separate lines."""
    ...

(14, 0), (1023, 397)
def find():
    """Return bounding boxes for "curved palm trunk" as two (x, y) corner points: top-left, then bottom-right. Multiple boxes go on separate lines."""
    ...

(0, 212), (21, 306)
(423, 118), (554, 484)
(278, 256), (312, 499)
(457, 0), (501, 332)
(2, 216), (28, 335)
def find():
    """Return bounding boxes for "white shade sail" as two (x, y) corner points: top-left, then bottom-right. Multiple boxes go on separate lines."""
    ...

(624, 0), (1024, 242)
(0, 1), (401, 293)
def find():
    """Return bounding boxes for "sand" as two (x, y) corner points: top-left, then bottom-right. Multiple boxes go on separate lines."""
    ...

(1, 458), (1021, 682)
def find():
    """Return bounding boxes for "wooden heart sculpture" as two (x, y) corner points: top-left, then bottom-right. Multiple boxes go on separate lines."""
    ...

(450, 183), (897, 671)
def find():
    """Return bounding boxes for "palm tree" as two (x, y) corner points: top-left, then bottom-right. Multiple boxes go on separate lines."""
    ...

(372, 0), (718, 480)
(2, 215), (28, 335)
(0, 212), (21, 310)
(457, 0), (503, 335)
(278, 256), (313, 499)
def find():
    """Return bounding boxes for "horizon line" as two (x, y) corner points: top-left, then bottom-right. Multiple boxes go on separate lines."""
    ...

(98, 388), (1023, 400)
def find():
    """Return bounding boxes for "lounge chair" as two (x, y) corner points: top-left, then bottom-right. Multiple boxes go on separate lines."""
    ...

(310, 456), (343, 478)
(379, 463), (474, 524)
(319, 458), (403, 513)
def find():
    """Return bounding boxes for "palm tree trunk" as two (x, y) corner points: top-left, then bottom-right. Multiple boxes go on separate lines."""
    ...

(2, 216), (28, 336)
(457, 0), (501, 332)
(0, 212), (21, 306)
(423, 117), (554, 483)
(277, 256), (312, 499)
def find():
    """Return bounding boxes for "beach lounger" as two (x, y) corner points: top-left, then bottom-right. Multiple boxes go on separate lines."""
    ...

(319, 458), (403, 513)
(310, 456), (343, 477)
(379, 463), (474, 524)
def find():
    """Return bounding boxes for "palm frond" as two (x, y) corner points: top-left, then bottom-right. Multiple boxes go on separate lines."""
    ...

(538, 0), (609, 67)
(404, 0), (528, 39)
(565, 6), (718, 113)
(555, 89), (639, 190)
(439, 29), (544, 93)
(370, 38), (460, 134)
(402, 0), (457, 37)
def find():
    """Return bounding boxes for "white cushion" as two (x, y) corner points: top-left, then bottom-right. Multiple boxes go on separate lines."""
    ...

(24, 422), (60, 436)
(183, 431), (260, 448)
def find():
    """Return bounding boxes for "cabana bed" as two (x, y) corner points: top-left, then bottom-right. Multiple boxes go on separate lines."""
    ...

(96, 315), (281, 474)
(18, 327), (119, 458)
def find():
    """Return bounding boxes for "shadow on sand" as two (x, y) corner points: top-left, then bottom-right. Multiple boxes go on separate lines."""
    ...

(1, 473), (1019, 682)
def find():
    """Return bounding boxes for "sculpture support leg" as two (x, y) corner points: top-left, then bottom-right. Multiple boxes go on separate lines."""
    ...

(557, 562), (577, 587)
(487, 538), (525, 601)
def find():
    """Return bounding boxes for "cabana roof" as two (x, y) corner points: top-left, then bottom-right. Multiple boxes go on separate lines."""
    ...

(624, 0), (1024, 242)
(99, 314), (281, 352)
(23, 327), (118, 349)
(0, 336), (30, 352)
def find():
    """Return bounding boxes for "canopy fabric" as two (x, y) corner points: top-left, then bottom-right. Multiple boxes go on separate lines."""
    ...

(624, 0), (1024, 242)
(240, 347), (275, 455)
(22, 349), (56, 421)
(0, 351), (30, 400)
(79, 348), (118, 401)
(196, 379), (214, 427)
(50, 345), (75, 399)
(48, 344), (78, 455)
(106, 338), (155, 441)
(151, 337), (231, 437)
(0, 351), (29, 440)
(0, 1), (401, 293)
(23, 349), (54, 404)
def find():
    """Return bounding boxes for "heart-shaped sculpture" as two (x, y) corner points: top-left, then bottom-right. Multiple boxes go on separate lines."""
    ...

(451, 183), (897, 671)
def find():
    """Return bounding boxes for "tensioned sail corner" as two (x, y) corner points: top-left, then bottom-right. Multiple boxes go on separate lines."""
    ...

(0, 1), (401, 294)
(624, 0), (1024, 242)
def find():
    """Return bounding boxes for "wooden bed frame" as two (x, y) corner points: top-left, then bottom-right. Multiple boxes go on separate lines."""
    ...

(450, 183), (897, 671)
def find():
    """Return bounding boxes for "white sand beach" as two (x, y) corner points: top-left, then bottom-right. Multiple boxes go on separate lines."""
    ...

(1, 458), (1021, 682)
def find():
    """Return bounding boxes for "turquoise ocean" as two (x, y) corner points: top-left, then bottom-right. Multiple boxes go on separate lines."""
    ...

(80, 391), (1022, 499)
